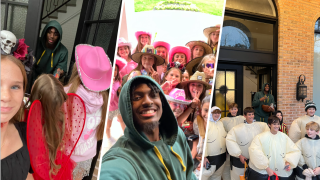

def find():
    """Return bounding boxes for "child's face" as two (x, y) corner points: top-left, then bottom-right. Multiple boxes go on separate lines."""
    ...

(203, 58), (215, 77)
(189, 83), (204, 99)
(165, 69), (180, 83)
(276, 112), (282, 121)
(1, 60), (24, 123)
(201, 102), (210, 122)
(192, 45), (205, 59)
(141, 55), (155, 70)
(244, 112), (254, 123)
(212, 112), (221, 121)
(210, 31), (220, 44)
(306, 128), (318, 139)
(173, 53), (186, 66)
(269, 122), (280, 134)
(307, 107), (316, 117)
(118, 46), (130, 58)
(229, 107), (238, 117)
(140, 34), (149, 46)
(156, 47), (167, 60)
(182, 71), (190, 82)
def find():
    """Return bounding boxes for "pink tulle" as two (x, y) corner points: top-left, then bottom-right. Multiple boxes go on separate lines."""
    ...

(13, 39), (29, 60)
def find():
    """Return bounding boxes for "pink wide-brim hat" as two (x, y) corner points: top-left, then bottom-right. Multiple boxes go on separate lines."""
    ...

(169, 46), (191, 63)
(115, 56), (127, 72)
(118, 37), (132, 49)
(165, 88), (191, 105)
(75, 44), (112, 92)
(152, 41), (170, 52)
(135, 31), (152, 41)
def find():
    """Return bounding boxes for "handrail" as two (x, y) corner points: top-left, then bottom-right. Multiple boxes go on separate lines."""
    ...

(42, 0), (71, 20)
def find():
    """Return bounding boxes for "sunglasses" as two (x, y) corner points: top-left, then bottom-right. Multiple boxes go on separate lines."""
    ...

(170, 102), (187, 109)
(202, 63), (215, 69)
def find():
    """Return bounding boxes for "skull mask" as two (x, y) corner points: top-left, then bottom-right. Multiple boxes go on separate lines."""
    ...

(1, 30), (17, 55)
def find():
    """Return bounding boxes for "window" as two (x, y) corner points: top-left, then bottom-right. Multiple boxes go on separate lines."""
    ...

(226, 0), (276, 17)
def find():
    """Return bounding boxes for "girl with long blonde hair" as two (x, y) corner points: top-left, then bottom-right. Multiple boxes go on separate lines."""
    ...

(133, 31), (152, 53)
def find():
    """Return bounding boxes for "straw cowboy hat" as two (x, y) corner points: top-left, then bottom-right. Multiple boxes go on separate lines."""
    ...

(165, 88), (192, 105)
(169, 46), (191, 64)
(203, 24), (221, 39)
(177, 71), (211, 90)
(75, 44), (112, 92)
(131, 45), (165, 66)
(186, 40), (213, 55)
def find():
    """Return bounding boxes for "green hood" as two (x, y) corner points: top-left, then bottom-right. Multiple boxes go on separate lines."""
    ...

(40, 20), (63, 53)
(119, 76), (179, 148)
(261, 83), (271, 94)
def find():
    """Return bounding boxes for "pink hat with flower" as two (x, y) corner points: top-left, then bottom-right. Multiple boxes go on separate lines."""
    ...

(152, 41), (170, 52)
(135, 31), (152, 41)
(118, 37), (131, 49)
(169, 46), (191, 63)
(75, 44), (112, 92)
(115, 56), (127, 72)
(165, 88), (191, 105)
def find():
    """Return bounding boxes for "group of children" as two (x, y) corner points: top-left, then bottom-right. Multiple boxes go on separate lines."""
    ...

(201, 101), (320, 180)
(1, 44), (111, 180)
(105, 25), (221, 177)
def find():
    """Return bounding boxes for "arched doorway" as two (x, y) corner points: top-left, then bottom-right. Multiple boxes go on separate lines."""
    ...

(213, 0), (278, 117)
(314, 18), (320, 116)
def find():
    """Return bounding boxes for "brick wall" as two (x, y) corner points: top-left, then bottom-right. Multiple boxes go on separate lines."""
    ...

(276, 0), (320, 126)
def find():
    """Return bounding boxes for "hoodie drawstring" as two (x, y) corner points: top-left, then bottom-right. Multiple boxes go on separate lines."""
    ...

(153, 146), (187, 180)
(153, 146), (172, 180)
(36, 50), (54, 68)
(170, 147), (186, 171)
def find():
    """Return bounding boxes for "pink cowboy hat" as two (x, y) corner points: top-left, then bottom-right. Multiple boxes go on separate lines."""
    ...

(152, 41), (170, 52)
(165, 88), (191, 105)
(118, 37), (131, 49)
(75, 44), (112, 92)
(135, 31), (152, 41)
(115, 56), (127, 72)
(169, 46), (191, 63)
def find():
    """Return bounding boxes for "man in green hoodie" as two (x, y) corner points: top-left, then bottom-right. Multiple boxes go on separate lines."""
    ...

(31, 20), (68, 86)
(252, 83), (275, 123)
(100, 76), (197, 180)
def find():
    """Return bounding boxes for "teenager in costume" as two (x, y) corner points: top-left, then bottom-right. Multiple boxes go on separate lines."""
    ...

(247, 116), (300, 180)
(153, 41), (170, 80)
(289, 100), (320, 143)
(161, 62), (184, 94)
(64, 44), (111, 180)
(226, 107), (269, 180)
(117, 37), (137, 79)
(273, 110), (288, 135)
(100, 76), (197, 180)
(295, 121), (320, 180)
(186, 41), (213, 60)
(1, 55), (33, 180)
(220, 103), (246, 132)
(169, 46), (191, 67)
(201, 106), (227, 180)
(133, 31), (152, 53)
(128, 45), (164, 84)
(203, 24), (221, 55)
(196, 54), (216, 85)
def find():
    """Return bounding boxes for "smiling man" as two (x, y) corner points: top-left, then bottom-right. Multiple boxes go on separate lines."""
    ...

(31, 20), (68, 87)
(226, 107), (269, 180)
(100, 76), (196, 180)
(252, 83), (275, 123)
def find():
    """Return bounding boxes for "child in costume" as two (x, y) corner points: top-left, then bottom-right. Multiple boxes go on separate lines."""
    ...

(186, 41), (213, 60)
(128, 45), (165, 84)
(197, 54), (216, 85)
(182, 71), (190, 82)
(247, 116), (301, 180)
(133, 31), (151, 53)
(117, 38), (137, 79)
(64, 44), (111, 180)
(295, 121), (320, 180)
(289, 100), (320, 143)
(169, 46), (191, 67)
(153, 41), (170, 80)
(274, 110), (288, 135)
(226, 107), (269, 180)
(201, 106), (227, 180)
(106, 56), (127, 144)
(203, 25), (221, 55)
(27, 74), (86, 180)
(161, 62), (184, 94)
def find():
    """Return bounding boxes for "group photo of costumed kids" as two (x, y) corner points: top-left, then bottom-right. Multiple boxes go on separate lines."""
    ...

(102, 24), (220, 179)
(202, 98), (320, 180)
(1, 24), (112, 180)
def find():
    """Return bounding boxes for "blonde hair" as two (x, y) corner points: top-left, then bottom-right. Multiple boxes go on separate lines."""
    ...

(306, 121), (320, 132)
(66, 63), (109, 140)
(162, 67), (182, 84)
(1, 55), (27, 123)
(197, 54), (216, 72)
(27, 74), (67, 178)
(134, 35), (151, 53)
(207, 32), (219, 48)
